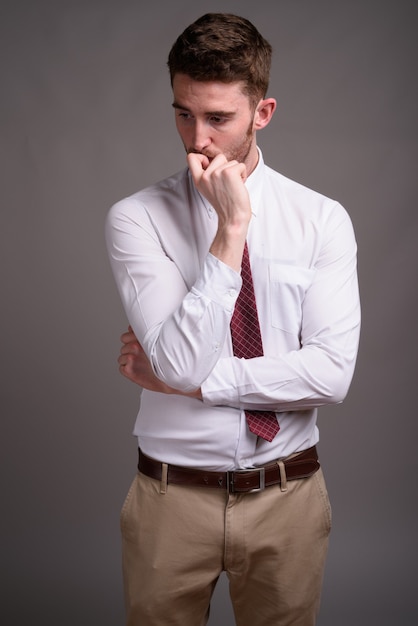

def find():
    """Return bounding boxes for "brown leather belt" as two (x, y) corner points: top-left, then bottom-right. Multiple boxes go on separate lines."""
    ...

(138, 446), (320, 494)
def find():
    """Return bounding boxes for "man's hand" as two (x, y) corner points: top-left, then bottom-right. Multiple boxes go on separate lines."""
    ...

(118, 327), (202, 399)
(187, 152), (250, 226)
(187, 153), (251, 271)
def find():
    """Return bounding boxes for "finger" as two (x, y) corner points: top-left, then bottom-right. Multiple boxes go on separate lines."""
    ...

(187, 152), (209, 168)
(198, 154), (231, 178)
(201, 156), (246, 185)
(120, 342), (141, 358)
(211, 158), (246, 180)
(120, 330), (136, 344)
(119, 362), (131, 379)
(119, 357), (138, 381)
(118, 353), (135, 369)
(118, 353), (128, 366)
(187, 153), (211, 181)
(126, 325), (140, 340)
(205, 153), (228, 169)
(119, 345), (131, 357)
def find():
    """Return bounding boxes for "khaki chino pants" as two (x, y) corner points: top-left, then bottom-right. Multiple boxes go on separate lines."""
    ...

(121, 464), (331, 626)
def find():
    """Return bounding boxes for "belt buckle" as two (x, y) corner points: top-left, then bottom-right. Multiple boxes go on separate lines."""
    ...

(227, 467), (266, 494)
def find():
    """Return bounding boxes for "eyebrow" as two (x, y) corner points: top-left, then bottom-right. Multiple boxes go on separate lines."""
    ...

(172, 101), (236, 117)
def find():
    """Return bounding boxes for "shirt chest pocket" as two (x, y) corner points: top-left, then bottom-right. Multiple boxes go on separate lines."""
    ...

(268, 263), (315, 334)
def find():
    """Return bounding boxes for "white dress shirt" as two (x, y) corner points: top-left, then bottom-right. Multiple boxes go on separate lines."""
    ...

(105, 150), (360, 471)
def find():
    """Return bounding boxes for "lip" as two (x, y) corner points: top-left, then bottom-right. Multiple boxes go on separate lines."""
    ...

(187, 150), (217, 161)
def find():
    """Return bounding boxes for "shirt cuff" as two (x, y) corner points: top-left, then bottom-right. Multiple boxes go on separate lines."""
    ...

(192, 253), (242, 314)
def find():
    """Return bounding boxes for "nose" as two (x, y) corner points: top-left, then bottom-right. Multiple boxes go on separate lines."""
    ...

(191, 120), (211, 153)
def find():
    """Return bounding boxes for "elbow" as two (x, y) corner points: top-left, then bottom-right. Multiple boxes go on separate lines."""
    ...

(327, 379), (351, 405)
(157, 366), (201, 393)
(149, 321), (225, 392)
(306, 329), (359, 406)
(154, 367), (206, 394)
(319, 358), (356, 406)
(150, 348), (216, 393)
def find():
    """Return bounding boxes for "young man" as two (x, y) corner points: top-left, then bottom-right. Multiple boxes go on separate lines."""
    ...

(106, 13), (360, 626)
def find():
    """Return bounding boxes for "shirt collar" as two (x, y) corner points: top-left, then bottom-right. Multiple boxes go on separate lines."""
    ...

(245, 147), (265, 217)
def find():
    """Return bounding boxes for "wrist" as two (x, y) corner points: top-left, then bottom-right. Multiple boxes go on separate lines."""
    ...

(210, 227), (247, 272)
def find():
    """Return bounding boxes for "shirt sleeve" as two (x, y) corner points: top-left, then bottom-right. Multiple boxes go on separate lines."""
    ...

(201, 203), (361, 411)
(105, 197), (241, 392)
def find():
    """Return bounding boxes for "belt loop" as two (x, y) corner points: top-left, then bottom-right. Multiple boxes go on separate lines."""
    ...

(277, 460), (287, 492)
(160, 463), (168, 494)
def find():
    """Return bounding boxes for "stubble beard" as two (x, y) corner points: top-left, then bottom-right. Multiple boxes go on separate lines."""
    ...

(186, 118), (255, 166)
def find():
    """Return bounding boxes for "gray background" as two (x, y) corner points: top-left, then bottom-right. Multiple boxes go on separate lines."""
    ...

(1, 0), (417, 624)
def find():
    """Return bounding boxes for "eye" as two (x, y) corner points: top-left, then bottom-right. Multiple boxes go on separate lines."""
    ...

(210, 116), (225, 124)
(177, 111), (193, 121)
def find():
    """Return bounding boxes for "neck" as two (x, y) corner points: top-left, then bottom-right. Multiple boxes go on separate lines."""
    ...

(244, 143), (259, 177)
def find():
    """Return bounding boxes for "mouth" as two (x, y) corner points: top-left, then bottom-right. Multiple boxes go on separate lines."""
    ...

(187, 150), (216, 162)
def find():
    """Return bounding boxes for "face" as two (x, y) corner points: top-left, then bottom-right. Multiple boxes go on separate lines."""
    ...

(172, 73), (259, 174)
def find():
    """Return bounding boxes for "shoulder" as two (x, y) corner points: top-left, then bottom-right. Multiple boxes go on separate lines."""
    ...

(106, 167), (189, 224)
(264, 164), (333, 204)
(263, 163), (352, 226)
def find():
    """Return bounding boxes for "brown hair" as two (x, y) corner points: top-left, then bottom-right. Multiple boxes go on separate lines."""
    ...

(167, 13), (272, 103)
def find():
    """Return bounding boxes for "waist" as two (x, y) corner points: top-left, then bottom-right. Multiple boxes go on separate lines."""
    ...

(134, 396), (319, 465)
(138, 446), (320, 494)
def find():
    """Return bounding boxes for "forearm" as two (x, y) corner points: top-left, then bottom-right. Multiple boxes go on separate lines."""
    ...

(126, 253), (241, 391)
(151, 338), (358, 410)
(202, 222), (361, 412)
(202, 273), (361, 411)
(201, 337), (359, 412)
(188, 152), (251, 272)
(145, 249), (245, 390)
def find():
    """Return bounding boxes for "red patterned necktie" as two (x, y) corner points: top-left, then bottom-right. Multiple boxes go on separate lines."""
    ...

(230, 242), (280, 442)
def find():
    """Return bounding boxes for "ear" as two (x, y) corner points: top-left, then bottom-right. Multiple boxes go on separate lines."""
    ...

(253, 98), (277, 130)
